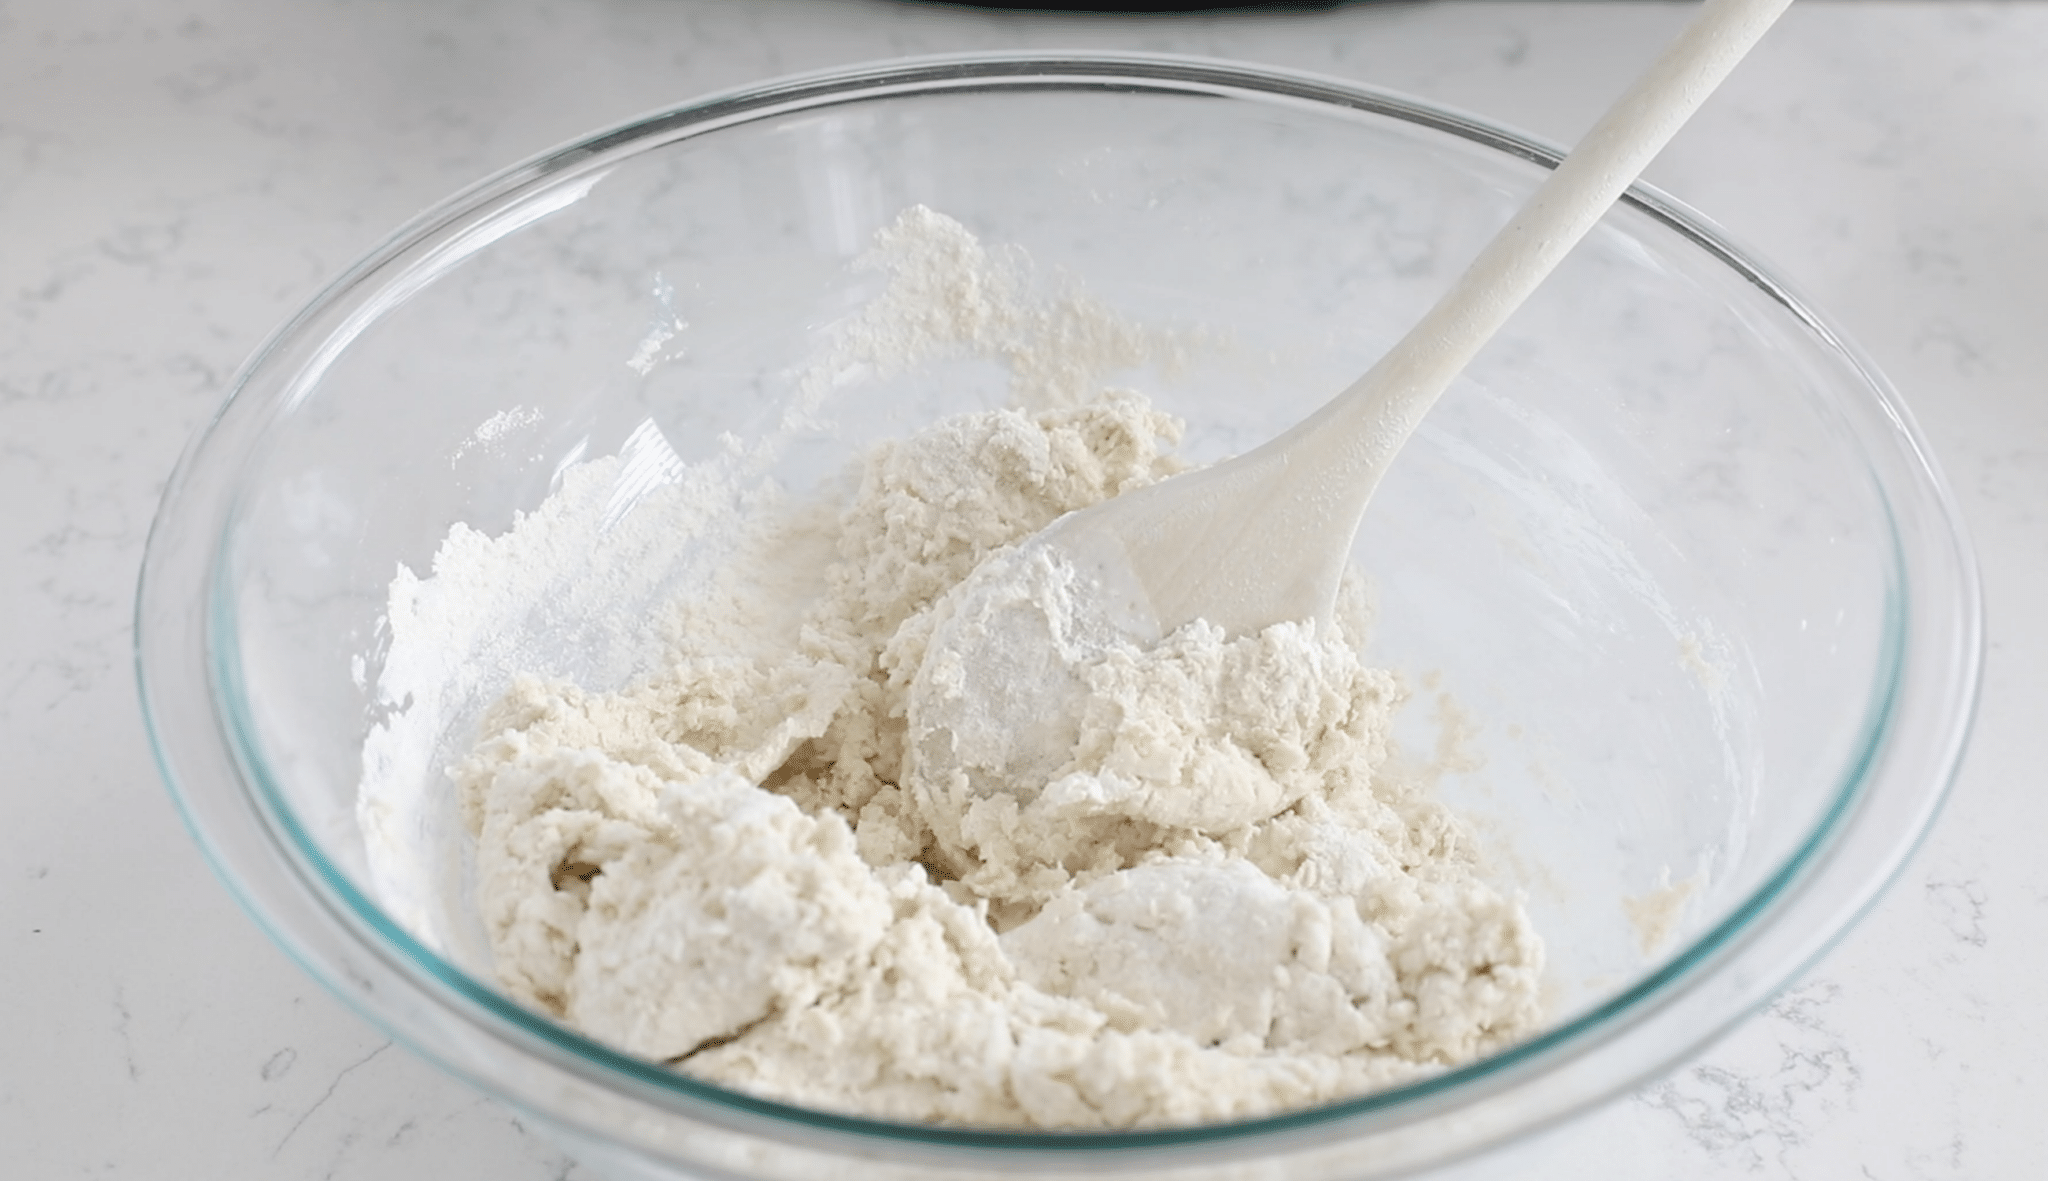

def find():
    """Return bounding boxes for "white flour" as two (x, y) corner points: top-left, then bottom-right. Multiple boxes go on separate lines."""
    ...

(367, 208), (1545, 1128)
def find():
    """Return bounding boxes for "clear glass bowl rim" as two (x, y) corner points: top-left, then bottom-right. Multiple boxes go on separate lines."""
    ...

(137, 50), (1984, 1170)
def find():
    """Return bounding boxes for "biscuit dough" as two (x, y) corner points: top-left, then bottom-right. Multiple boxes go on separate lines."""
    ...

(457, 390), (1545, 1128)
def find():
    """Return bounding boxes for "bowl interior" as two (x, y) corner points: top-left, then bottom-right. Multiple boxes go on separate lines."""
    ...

(210, 67), (1899, 1135)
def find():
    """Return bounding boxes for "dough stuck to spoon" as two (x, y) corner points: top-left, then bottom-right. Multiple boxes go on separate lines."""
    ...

(908, 0), (1792, 823)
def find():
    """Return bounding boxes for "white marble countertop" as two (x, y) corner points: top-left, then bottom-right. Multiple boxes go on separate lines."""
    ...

(4, 1), (2043, 1177)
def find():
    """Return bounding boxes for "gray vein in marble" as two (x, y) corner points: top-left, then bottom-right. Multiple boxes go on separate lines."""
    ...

(112, 985), (139, 1083)
(263, 1047), (300, 1083)
(1923, 879), (1989, 950)
(274, 1041), (392, 1158)
(1635, 981), (1861, 1173)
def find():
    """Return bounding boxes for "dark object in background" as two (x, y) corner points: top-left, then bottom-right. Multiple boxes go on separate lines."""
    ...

(936, 1), (1350, 11)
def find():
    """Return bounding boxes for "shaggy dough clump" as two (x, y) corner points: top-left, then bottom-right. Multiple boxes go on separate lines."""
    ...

(457, 392), (1544, 1128)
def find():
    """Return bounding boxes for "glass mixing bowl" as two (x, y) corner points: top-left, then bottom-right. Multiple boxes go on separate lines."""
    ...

(137, 54), (1980, 1180)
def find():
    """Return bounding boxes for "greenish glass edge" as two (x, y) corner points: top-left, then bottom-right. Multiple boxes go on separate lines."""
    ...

(194, 58), (1918, 1155)
(205, 469), (1908, 1154)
